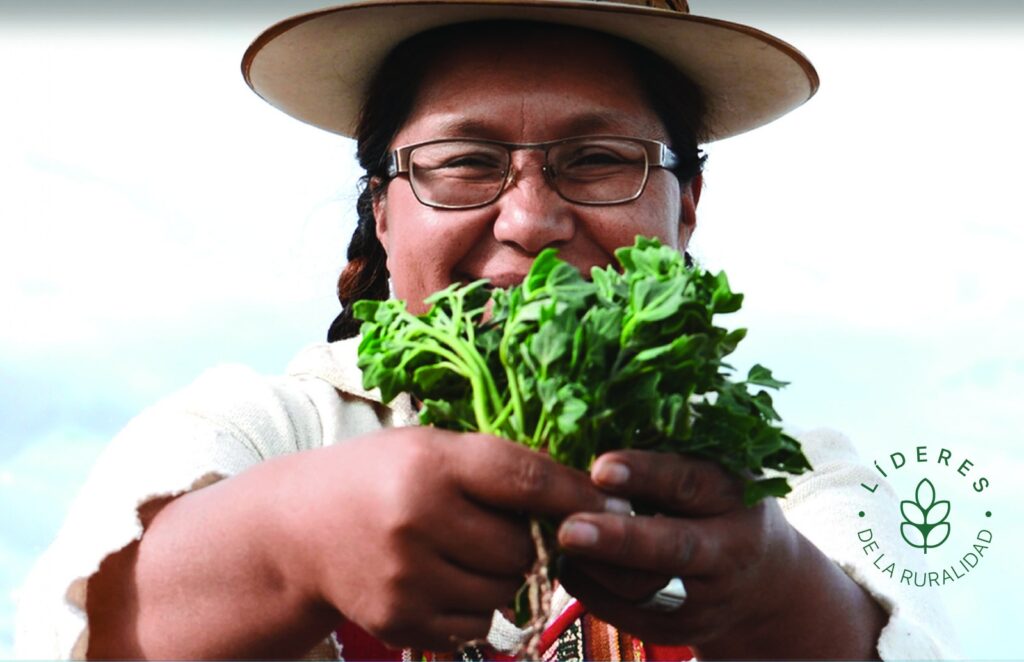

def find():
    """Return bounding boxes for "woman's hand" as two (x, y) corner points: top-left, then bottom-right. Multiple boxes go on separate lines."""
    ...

(555, 450), (887, 659)
(278, 427), (618, 652)
(87, 427), (617, 659)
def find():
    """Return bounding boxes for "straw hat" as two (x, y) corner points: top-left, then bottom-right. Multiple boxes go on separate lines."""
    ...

(242, 0), (818, 142)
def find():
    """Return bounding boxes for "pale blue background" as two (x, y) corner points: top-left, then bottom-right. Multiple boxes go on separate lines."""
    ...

(1, 1), (1021, 658)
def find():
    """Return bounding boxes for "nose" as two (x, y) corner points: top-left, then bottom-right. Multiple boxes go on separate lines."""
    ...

(491, 153), (576, 254)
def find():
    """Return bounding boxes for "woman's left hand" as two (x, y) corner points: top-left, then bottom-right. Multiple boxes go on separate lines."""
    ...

(556, 450), (886, 658)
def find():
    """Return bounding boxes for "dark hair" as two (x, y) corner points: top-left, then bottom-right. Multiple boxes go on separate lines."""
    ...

(327, 21), (708, 341)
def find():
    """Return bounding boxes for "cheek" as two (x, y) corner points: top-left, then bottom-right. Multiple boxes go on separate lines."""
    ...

(589, 181), (683, 251)
(640, 176), (685, 247)
(381, 188), (486, 308)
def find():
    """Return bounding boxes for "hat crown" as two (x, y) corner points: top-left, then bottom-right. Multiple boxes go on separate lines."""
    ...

(599, 0), (688, 12)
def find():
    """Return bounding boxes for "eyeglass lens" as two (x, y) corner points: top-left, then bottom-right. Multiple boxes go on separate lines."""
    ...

(408, 138), (649, 208)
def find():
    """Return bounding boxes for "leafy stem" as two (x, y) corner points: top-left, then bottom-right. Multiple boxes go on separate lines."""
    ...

(499, 327), (528, 441)
(405, 318), (499, 434)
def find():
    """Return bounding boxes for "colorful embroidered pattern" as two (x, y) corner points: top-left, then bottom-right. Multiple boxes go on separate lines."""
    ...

(543, 616), (583, 661)
(343, 600), (691, 661)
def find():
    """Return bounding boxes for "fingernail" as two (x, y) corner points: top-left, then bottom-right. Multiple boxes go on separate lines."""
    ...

(594, 461), (630, 487)
(561, 520), (599, 547)
(605, 496), (634, 515)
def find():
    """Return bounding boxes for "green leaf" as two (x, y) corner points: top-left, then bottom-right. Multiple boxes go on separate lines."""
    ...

(555, 396), (588, 435)
(747, 364), (790, 389)
(719, 328), (747, 356)
(530, 316), (571, 371)
(711, 271), (744, 314)
(743, 477), (792, 506)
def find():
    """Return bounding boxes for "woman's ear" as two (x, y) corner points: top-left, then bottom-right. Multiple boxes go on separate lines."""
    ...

(690, 173), (703, 208)
(680, 173), (702, 235)
(370, 177), (389, 247)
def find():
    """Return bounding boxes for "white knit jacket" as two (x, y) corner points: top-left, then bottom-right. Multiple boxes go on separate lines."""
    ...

(15, 337), (960, 659)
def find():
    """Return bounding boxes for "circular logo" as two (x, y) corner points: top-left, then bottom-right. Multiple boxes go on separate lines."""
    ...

(855, 445), (993, 588)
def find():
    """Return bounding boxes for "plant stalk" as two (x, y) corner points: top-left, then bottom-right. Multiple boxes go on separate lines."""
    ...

(521, 518), (553, 661)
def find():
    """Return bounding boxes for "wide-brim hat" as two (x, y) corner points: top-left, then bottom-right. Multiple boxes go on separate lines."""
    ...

(242, 0), (819, 142)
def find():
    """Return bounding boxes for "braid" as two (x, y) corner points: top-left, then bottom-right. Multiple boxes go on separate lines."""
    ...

(327, 183), (390, 341)
(325, 24), (431, 342)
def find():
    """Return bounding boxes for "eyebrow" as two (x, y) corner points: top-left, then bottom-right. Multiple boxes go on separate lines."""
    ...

(561, 111), (632, 136)
(430, 111), (636, 139)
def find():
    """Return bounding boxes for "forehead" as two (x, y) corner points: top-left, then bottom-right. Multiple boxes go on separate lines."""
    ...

(395, 25), (668, 144)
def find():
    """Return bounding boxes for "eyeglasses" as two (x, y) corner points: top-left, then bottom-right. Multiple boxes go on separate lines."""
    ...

(385, 135), (679, 209)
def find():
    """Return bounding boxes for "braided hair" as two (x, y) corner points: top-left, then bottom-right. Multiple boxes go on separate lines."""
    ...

(327, 21), (707, 341)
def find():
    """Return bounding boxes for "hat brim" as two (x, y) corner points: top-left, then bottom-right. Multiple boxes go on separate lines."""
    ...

(242, 0), (819, 142)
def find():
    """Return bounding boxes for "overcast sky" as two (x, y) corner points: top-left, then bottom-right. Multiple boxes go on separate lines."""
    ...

(2, 1), (1023, 657)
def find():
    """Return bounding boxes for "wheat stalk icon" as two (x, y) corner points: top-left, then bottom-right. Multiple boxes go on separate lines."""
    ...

(900, 478), (951, 554)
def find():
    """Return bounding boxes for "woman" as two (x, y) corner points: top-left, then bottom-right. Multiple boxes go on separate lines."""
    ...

(16, 1), (956, 660)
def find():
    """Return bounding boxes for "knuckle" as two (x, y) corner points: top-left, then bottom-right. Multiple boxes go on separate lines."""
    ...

(613, 517), (637, 558)
(371, 568), (428, 644)
(366, 595), (413, 646)
(380, 560), (417, 606)
(376, 478), (421, 538)
(400, 431), (440, 471)
(655, 522), (696, 569)
(670, 464), (701, 507)
(381, 434), (434, 494)
(509, 456), (551, 498)
(368, 616), (402, 647)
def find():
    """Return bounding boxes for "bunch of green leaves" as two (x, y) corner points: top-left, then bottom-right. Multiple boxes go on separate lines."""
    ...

(355, 236), (810, 505)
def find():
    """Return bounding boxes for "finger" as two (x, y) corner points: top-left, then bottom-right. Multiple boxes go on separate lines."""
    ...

(560, 557), (670, 602)
(557, 512), (720, 577)
(426, 559), (524, 614)
(590, 450), (742, 516)
(378, 611), (494, 652)
(560, 576), (728, 648)
(436, 501), (534, 576)
(557, 561), (692, 646)
(449, 434), (629, 517)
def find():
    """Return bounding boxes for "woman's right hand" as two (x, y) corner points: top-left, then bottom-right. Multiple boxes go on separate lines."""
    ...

(274, 427), (617, 652)
(87, 426), (614, 659)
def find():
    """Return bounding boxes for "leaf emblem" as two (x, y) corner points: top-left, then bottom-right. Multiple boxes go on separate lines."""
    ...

(916, 478), (935, 510)
(900, 522), (926, 548)
(927, 500), (950, 525)
(900, 499), (925, 526)
(899, 478), (952, 554)
(928, 522), (951, 548)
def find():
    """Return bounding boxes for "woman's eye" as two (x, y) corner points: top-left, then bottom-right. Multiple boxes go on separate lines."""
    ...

(565, 150), (630, 168)
(440, 153), (504, 170)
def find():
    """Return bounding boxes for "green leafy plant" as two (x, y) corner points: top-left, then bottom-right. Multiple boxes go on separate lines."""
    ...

(355, 236), (810, 504)
(900, 478), (951, 554)
(354, 236), (811, 649)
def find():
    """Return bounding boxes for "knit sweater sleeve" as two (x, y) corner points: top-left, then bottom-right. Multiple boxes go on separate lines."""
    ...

(13, 364), (344, 659)
(780, 428), (961, 660)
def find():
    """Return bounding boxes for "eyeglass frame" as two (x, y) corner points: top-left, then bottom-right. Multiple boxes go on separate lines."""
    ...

(384, 135), (681, 210)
